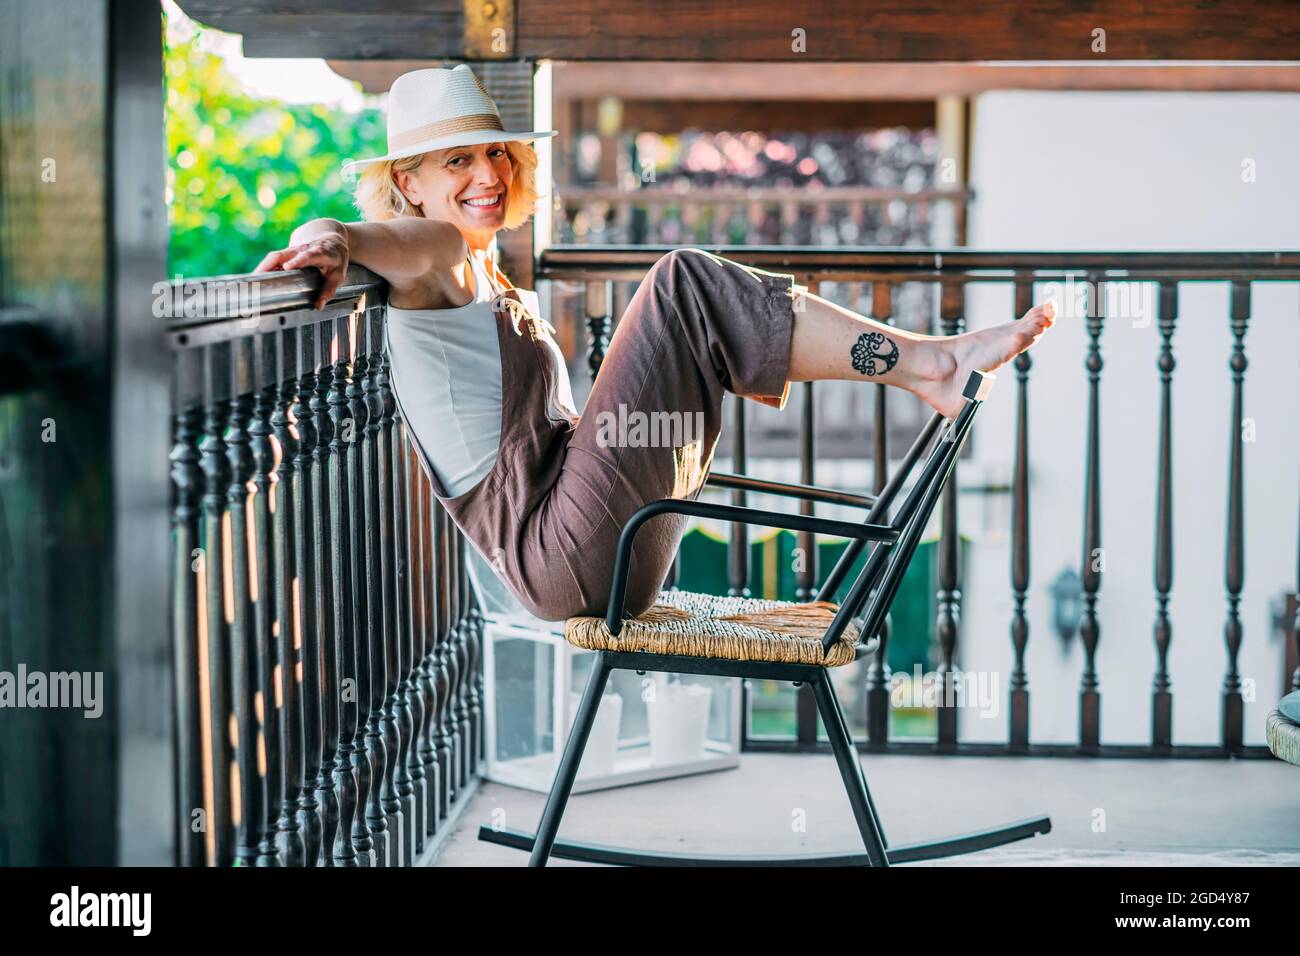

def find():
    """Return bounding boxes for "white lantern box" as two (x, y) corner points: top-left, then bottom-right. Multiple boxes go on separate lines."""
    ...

(470, 549), (741, 794)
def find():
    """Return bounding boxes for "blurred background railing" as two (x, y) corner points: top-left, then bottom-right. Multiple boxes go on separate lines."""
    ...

(554, 185), (970, 248)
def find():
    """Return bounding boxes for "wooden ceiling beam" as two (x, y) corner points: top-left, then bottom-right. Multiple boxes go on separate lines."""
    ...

(328, 59), (1300, 97)
(552, 62), (1300, 98)
(180, 0), (1300, 62)
(517, 0), (1300, 61)
(614, 99), (936, 131)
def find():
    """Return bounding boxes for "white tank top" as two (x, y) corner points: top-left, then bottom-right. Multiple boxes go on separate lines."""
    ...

(384, 249), (579, 497)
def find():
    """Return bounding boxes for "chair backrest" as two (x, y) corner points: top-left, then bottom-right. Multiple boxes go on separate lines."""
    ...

(820, 370), (993, 653)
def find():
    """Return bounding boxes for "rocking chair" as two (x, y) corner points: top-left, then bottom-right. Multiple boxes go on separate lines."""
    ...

(477, 369), (1052, 866)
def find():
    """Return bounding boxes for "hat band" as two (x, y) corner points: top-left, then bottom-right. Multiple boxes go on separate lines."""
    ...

(388, 113), (505, 151)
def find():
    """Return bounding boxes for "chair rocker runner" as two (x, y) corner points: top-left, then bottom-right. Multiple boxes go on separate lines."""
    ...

(477, 369), (1052, 866)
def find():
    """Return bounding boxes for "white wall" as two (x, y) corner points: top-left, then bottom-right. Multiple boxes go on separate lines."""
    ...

(959, 92), (1300, 746)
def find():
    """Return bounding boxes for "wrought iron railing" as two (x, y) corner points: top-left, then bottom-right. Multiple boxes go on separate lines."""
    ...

(168, 266), (482, 866)
(555, 186), (972, 247)
(166, 248), (1300, 869)
(538, 245), (1300, 760)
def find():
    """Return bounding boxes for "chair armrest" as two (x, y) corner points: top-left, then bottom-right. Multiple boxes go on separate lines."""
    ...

(603, 498), (898, 634)
(704, 471), (877, 509)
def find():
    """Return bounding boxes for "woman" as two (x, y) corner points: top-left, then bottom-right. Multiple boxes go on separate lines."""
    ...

(256, 64), (1054, 622)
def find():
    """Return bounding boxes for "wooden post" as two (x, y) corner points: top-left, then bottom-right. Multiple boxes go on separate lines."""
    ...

(478, 61), (547, 290)
(0, 0), (169, 864)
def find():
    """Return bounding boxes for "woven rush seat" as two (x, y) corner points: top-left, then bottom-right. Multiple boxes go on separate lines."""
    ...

(1266, 708), (1300, 766)
(564, 589), (861, 667)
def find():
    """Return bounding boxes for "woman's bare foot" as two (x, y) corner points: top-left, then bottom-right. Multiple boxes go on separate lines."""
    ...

(912, 302), (1056, 418)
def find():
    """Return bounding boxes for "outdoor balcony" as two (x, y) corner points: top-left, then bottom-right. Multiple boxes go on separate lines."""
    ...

(154, 246), (1300, 868)
(3, 0), (1299, 878)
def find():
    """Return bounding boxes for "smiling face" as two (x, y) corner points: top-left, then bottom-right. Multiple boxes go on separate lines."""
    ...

(392, 141), (514, 251)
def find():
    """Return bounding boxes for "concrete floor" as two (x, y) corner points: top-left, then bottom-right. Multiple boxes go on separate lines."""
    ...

(432, 752), (1300, 866)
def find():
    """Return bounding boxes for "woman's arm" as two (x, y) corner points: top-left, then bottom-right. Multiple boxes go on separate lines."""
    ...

(255, 217), (467, 310)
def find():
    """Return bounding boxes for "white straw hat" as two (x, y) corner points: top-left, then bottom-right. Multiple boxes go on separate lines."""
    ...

(342, 64), (556, 176)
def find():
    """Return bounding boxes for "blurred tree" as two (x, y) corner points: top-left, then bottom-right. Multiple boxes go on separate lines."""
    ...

(164, 9), (385, 277)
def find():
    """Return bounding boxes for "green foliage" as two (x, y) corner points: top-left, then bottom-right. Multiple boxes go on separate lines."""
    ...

(164, 14), (386, 278)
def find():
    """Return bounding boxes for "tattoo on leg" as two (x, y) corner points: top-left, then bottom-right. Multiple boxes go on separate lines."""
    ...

(850, 331), (900, 376)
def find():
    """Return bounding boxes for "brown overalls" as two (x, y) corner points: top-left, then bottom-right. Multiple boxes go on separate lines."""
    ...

(392, 247), (800, 622)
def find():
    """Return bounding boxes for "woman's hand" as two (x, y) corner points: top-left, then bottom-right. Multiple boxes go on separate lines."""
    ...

(255, 217), (467, 307)
(255, 226), (350, 310)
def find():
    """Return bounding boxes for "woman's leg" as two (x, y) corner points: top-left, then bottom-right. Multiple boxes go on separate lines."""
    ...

(523, 247), (1050, 619)
(786, 281), (1054, 418)
(525, 247), (802, 617)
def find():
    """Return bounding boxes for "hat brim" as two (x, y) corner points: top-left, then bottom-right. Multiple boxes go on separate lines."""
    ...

(342, 129), (557, 177)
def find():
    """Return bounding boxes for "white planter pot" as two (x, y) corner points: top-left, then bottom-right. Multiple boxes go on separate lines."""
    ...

(648, 675), (713, 767)
(568, 690), (623, 779)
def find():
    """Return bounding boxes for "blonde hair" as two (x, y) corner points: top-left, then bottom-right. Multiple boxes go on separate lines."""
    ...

(353, 140), (540, 231)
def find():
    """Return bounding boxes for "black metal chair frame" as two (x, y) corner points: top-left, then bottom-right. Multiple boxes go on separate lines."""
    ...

(478, 370), (1052, 865)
